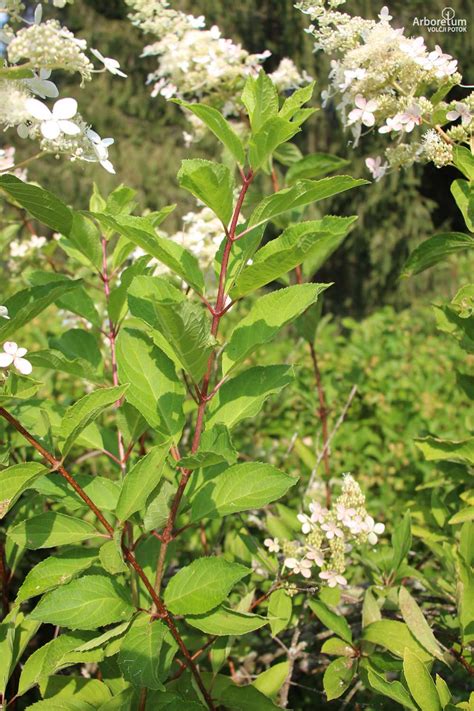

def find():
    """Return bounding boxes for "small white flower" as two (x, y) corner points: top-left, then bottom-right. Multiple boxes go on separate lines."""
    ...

(91, 48), (127, 78)
(321, 521), (344, 540)
(363, 516), (385, 545)
(0, 306), (9, 320)
(348, 95), (378, 127)
(24, 69), (58, 100)
(399, 104), (422, 133)
(378, 115), (404, 134)
(297, 513), (313, 535)
(378, 6), (392, 22)
(264, 537), (280, 553)
(447, 102), (472, 127)
(85, 129), (115, 174)
(0, 342), (32, 375)
(346, 514), (365, 535)
(309, 501), (327, 524)
(26, 97), (80, 140)
(335, 503), (357, 526)
(400, 36), (426, 59)
(319, 570), (347, 588)
(306, 546), (324, 567)
(365, 156), (388, 181)
(339, 68), (366, 91)
(285, 557), (313, 579)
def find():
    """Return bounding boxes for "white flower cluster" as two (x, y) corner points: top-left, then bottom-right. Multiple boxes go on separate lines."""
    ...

(0, 147), (27, 179)
(0, 5), (126, 174)
(296, 1), (472, 176)
(264, 474), (384, 588)
(126, 0), (310, 139)
(8, 233), (47, 274)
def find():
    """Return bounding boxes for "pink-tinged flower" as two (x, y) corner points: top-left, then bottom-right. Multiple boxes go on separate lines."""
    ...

(319, 570), (347, 588)
(297, 513), (313, 534)
(348, 95), (378, 127)
(378, 6), (392, 22)
(264, 537), (280, 553)
(400, 36), (426, 59)
(399, 104), (423, 133)
(309, 501), (327, 524)
(335, 503), (356, 524)
(378, 115), (404, 134)
(365, 156), (389, 181)
(447, 102), (472, 127)
(346, 514), (364, 534)
(26, 98), (80, 140)
(321, 521), (344, 540)
(306, 547), (324, 567)
(363, 516), (385, 545)
(284, 557), (313, 579)
(0, 342), (32, 375)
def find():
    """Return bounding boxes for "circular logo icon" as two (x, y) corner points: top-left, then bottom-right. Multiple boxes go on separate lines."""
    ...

(442, 7), (455, 20)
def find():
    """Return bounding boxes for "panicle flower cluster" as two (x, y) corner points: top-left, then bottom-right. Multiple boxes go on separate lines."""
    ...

(296, 1), (472, 178)
(264, 474), (384, 588)
(0, 4), (125, 174)
(126, 0), (310, 139)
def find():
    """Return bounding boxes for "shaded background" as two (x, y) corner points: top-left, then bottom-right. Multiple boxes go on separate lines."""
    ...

(7, 0), (474, 314)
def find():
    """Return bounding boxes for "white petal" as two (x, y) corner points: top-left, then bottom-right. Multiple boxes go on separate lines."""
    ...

(102, 138), (114, 147)
(34, 4), (43, 24)
(17, 124), (29, 139)
(91, 48), (104, 62)
(0, 354), (14, 368)
(15, 347), (27, 357)
(52, 98), (78, 120)
(14, 357), (32, 375)
(101, 159), (116, 174)
(354, 95), (366, 109)
(362, 112), (375, 127)
(26, 98), (52, 121)
(39, 81), (59, 99)
(58, 120), (81, 136)
(3, 342), (18, 355)
(41, 120), (61, 140)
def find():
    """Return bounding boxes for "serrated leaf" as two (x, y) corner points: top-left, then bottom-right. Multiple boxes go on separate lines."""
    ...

(286, 152), (349, 184)
(186, 606), (267, 636)
(178, 159), (234, 226)
(416, 437), (474, 465)
(99, 539), (128, 575)
(401, 232), (474, 277)
(309, 598), (353, 643)
(191, 462), (297, 521)
(0, 462), (47, 518)
(242, 72), (278, 132)
(279, 81), (315, 120)
(177, 424), (237, 469)
(8, 512), (101, 550)
(323, 657), (355, 701)
(16, 548), (98, 603)
(223, 283), (329, 373)
(0, 174), (73, 234)
(30, 575), (134, 630)
(63, 212), (102, 270)
(116, 328), (185, 442)
(207, 365), (294, 429)
(116, 446), (167, 522)
(403, 649), (442, 711)
(118, 614), (177, 690)
(60, 385), (128, 457)
(248, 117), (300, 171)
(399, 587), (445, 661)
(174, 101), (245, 164)
(164, 557), (250, 614)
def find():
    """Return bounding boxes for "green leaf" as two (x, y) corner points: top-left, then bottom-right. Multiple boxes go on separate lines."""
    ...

(92, 212), (204, 293)
(416, 437), (474, 465)
(0, 175), (73, 234)
(309, 598), (353, 643)
(401, 233), (474, 277)
(116, 446), (167, 522)
(0, 279), (82, 340)
(8, 512), (101, 550)
(247, 176), (367, 232)
(16, 548), (98, 603)
(252, 661), (289, 699)
(435, 675), (452, 708)
(0, 462), (47, 518)
(223, 283), (329, 373)
(28, 272), (101, 329)
(267, 589), (292, 636)
(177, 424), (237, 469)
(391, 511), (412, 572)
(451, 180), (474, 232)
(449, 507), (474, 524)
(231, 217), (356, 298)
(30, 575), (134, 630)
(453, 145), (474, 180)
(60, 385), (128, 457)
(323, 657), (355, 701)
(403, 649), (442, 711)
(457, 557), (474, 645)
(128, 276), (215, 381)
(118, 614), (178, 690)
(191, 462), (297, 521)
(366, 668), (417, 710)
(321, 638), (355, 656)
(50, 329), (102, 369)
(178, 159), (234, 225)
(186, 606), (267, 635)
(174, 101), (245, 165)
(248, 117), (300, 171)
(207, 365), (294, 429)
(399, 587), (445, 661)
(0, 611), (40, 695)
(362, 588), (382, 628)
(362, 620), (433, 663)
(286, 153), (349, 184)
(164, 557), (250, 615)
(99, 539), (128, 575)
(242, 72), (278, 132)
(116, 328), (185, 443)
(27, 350), (103, 384)
(279, 81), (315, 120)
(63, 212), (102, 270)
